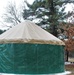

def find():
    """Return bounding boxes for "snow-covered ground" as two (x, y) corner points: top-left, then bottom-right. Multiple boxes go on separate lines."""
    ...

(0, 71), (71, 75)
(65, 61), (74, 65)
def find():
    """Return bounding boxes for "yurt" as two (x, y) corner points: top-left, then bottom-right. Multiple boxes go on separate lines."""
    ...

(0, 20), (65, 74)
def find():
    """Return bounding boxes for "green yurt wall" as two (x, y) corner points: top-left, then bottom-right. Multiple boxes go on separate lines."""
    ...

(0, 43), (65, 74)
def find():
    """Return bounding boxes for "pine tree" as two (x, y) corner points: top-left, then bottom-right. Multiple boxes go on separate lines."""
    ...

(23, 0), (74, 36)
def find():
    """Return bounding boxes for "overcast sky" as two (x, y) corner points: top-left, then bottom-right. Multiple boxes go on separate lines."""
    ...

(0, 0), (74, 29)
(0, 0), (73, 15)
(0, 0), (34, 14)
(0, 0), (34, 29)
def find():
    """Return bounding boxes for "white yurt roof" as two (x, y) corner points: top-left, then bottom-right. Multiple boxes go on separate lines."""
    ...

(0, 20), (65, 45)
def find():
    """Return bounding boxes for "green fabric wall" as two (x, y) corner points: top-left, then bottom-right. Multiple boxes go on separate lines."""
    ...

(0, 43), (65, 74)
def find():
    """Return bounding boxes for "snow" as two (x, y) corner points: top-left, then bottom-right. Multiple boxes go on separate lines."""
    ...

(0, 71), (71, 75)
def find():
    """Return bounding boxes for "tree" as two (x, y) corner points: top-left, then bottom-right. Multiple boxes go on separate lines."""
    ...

(64, 27), (74, 61)
(0, 30), (6, 34)
(23, 0), (74, 36)
(2, 2), (23, 26)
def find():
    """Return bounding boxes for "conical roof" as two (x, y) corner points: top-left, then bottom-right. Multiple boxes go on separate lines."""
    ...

(0, 20), (65, 45)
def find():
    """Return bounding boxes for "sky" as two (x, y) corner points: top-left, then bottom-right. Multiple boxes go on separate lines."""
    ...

(0, 0), (34, 29)
(0, 0), (73, 16)
(0, 0), (34, 15)
(0, 0), (74, 30)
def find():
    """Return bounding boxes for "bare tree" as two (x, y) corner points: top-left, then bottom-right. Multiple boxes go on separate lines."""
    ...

(2, 2), (24, 26)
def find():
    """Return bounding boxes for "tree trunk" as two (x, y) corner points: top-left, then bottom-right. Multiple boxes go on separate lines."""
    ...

(48, 0), (58, 36)
(66, 50), (69, 62)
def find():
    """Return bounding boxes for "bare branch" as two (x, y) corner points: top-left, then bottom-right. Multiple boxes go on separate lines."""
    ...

(2, 1), (22, 26)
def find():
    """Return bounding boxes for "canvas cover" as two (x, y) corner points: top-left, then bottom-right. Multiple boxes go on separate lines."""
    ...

(0, 20), (65, 45)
